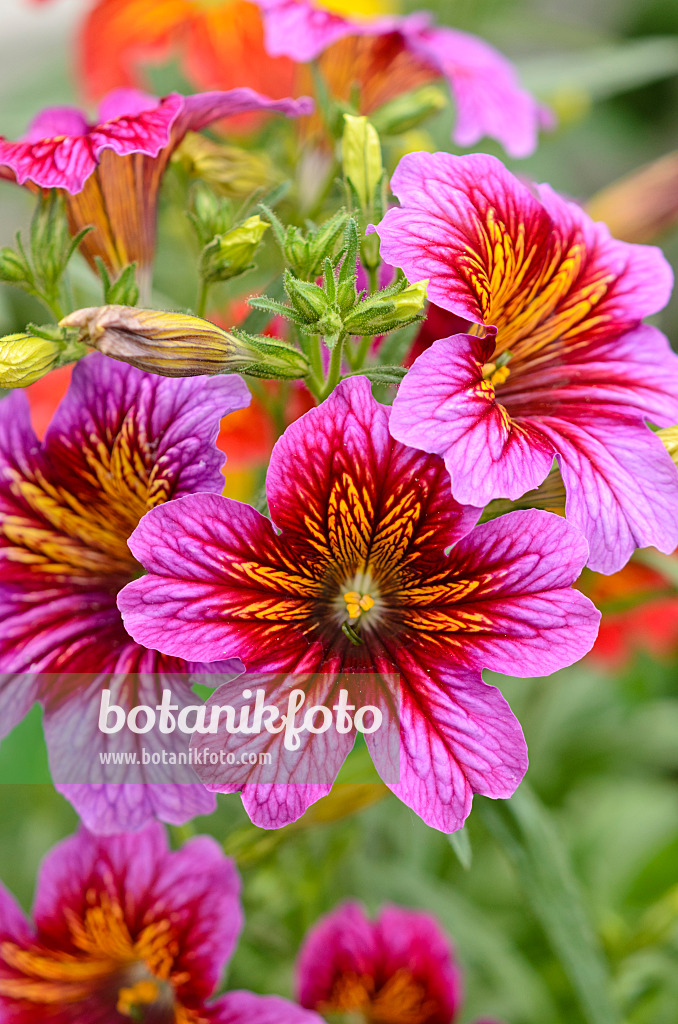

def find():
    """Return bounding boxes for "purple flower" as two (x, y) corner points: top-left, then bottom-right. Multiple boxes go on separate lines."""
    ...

(0, 87), (312, 289)
(118, 376), (599, 833)
(0, 352), (250, 834)
(0, 822), (322, 1024)
(296, 900), (502, 1024)
(370, 151), (678, 575)
(256, 0), (550, 157)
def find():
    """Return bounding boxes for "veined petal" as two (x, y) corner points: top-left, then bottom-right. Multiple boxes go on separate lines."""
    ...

(267, 375), (480, 571)
(43, 670), (219, 835)
(372, 660), (528, 833)
(538, 416), (678, 575)
(24, 107), (89, 142)
(390, 334), (556, 505)
(88, 92), (182, 159)
(400, 509), (599, 677)
(0, 134), (97, 192)
(179, 87), (314, 134)
(373, 152), (673, 353)
(191, 672), (354, 828)
(120, 492), (323, 669)
(407, 26), (549, 158)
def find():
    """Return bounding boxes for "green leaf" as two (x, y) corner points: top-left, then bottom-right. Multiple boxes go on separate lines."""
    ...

(343, 365), (407, 385)
(448, 827), (473, 870)
(479, 785), (621, 1024)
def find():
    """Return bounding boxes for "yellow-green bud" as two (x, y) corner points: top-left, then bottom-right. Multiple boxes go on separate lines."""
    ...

(0, 333), (59, 388)
(201, 216), (269, 283)
(658, 424), (678, 464)
(342, 114), (383, 211)
(176, 132), (280, 199)
(60, 305), (309, 380)
(343, 279), (428, 336)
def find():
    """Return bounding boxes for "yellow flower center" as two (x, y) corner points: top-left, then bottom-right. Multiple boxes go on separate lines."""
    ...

(481, 361), (511, 387)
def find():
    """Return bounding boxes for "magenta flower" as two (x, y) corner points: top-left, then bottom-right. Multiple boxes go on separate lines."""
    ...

(256, 0), (549, 158)
(370, 152), (678, 575)
(0, 87), (312, 289)
(118, 377), (599, 833)
(0, 353), (250, 834)
(0, 822), (322, 1024)
(296, 901), (501, 1024)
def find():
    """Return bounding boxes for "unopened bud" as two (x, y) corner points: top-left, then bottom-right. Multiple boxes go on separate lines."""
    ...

(201, 216), (268, 283)
(284, 273), (330, 323)
(60, 305), (309, 380)
(0, 333), (59, 387)
(177, 132), (280, 199)
(342, 115), (383, 211)
(343, 280), (428, 336)
(0, 247), (28, 284)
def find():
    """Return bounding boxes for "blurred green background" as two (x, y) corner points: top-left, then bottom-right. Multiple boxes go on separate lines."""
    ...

(0, 1), (678, 1022)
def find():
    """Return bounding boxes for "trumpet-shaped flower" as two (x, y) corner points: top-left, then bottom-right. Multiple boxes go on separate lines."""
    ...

(371, 152), (678, 575)
(296, 901), (501, 1024)
(0, 87), (312, 289)
(0, 353), (250, 834)
(118, 377), (599, 833)
(257, 0), (549, 157)
(0, 822), (322, 1024)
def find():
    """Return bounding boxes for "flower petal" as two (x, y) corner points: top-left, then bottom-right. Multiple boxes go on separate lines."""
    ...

(370, 660), (527, 833)
(267, 375), (480, 567)
(180, 87), (314, 134)
(42, 669), (219, 835)
(390, 334), (556, 505)
(406, 509), (600, 677)
(190, 671), (355, 827)
(407, 26), (549, 157)
(372, 152), (673, 344)
(538, 416), (678, 574)
(120, 491), (322, 668)
(0, 134), (97, 192)
(209, 991), (324, 1024)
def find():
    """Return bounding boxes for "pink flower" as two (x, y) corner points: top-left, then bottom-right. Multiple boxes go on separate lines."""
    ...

(0, 87), (312, 289)
(0, 822), (322, 1024)
(118, 376), (599, 833)
(371, 151), (678, 575)
(257, 0), (550, 158)
(296, 901), (502, 1024)
(0, 353), (250, 834)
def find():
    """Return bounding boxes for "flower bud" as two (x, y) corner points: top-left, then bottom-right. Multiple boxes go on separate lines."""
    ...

(201, 216), (269, 283)
(370, 85), (448, 136)
(343, 279), (428, 336)
(342, 115), (383, 210)
(176, 132), (280, 199)
(284, 273), (331, 323)
(0, 333), (59, 388)
(0, 247), (28, 284)
(60, 305), (309, 380)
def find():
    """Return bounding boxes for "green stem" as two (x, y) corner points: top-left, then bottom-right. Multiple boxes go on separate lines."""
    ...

(196, 279), (210, 318)
(319, 335), (345, 401)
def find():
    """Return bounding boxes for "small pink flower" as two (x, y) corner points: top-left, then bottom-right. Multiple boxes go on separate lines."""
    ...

(0, 822), (322, 1024)
(296, 901), (502, 1024)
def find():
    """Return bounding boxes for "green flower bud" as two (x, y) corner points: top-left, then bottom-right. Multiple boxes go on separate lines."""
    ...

(370, 85), (448, 136)
(201, 215), (268, 283)
(343, 280), (428, 336)
(284, 273), (331, 323)
(0, 333), (59, 388)
(61, 305), (308, 380)
(0, 247), (29, 284)
(342, 115), (383, 211)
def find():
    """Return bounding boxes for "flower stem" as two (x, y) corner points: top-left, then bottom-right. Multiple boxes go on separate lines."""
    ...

(196, 279), (210, 318)
(319, 335), (345, 401)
